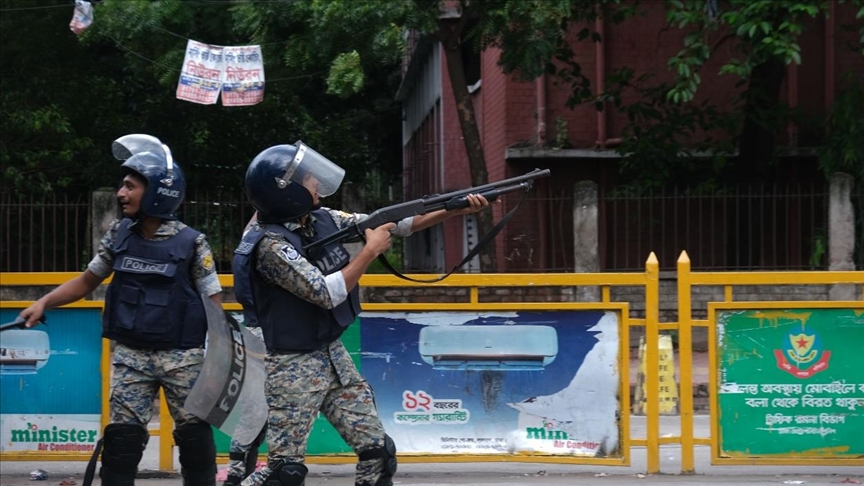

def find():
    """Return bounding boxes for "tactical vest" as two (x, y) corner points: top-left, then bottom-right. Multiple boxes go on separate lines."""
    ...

(232, 210), (361, 352)
(102, 219), (207, 349)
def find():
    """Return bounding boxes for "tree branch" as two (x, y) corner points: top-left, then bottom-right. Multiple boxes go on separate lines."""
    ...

(710, 33), (735, 55)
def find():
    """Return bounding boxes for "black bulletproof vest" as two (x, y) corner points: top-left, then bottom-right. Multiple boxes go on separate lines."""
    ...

(102, 219), (207, 349)
(232, 210), (361, 352)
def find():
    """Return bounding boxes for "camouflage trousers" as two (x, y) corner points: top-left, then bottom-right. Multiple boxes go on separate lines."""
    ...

(110, 343), (207, 428)
(240, 339), (388, 486)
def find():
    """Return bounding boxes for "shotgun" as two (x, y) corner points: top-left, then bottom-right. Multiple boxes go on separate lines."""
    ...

(303, 168), (551, 257)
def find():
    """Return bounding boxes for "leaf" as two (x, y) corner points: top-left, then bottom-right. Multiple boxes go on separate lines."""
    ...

(790, 50), (802, 64)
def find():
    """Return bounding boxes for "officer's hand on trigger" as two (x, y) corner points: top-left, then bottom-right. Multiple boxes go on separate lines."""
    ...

(364, 223), (396, 257)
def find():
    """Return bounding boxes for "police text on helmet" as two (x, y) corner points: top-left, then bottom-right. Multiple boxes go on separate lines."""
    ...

(156, 187), (181, 198)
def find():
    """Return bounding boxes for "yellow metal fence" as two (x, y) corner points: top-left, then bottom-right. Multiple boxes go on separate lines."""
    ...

(1, 251), (862, 474)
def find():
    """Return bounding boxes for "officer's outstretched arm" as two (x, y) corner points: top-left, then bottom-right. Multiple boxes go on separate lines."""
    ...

(18, 269), (106, 327)
(410, 193), (490, 232)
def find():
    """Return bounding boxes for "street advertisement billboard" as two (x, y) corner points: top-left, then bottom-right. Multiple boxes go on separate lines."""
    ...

(360, 310), (623, 458)
(0, 308), (103, 455)
(713, 304), (864, 460)
(0, 305), (626, 462)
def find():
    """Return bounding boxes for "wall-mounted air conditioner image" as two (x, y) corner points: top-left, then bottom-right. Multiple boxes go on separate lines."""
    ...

(0, 329), (51, 374)
(418, 325), (558, 371)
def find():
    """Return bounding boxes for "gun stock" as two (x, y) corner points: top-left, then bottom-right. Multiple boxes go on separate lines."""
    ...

(303, 168), (550, 256)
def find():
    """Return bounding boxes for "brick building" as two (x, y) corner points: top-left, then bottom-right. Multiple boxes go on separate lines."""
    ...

(395, 2), (863, 274)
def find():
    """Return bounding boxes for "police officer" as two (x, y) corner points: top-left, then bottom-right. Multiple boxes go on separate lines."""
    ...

(19, 134), (222, 486)
(224, 220), (268, 486)
(232, 142), (489, 486)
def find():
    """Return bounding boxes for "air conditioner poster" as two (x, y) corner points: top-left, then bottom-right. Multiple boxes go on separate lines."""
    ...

(360, 310), (622, 457)
(0, 308), (103, 454)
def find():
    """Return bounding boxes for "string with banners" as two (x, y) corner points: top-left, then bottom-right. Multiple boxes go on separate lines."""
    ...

(373, 188), (532, 283)
(57, 0), (330, 103)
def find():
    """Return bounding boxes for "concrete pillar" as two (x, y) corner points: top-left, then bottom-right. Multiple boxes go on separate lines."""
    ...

(573, 181), (600, 301)
(827, 173), (856, 300)
(90, 188), (118, 300)
(91, 188), (119, 259)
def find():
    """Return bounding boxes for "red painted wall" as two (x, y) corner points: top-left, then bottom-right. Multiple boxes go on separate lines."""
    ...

(407, 1), (864, 272)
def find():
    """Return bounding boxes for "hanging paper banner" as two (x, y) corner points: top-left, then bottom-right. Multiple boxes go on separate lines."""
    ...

(221, 45), (265, 107)
(69, 0), (93, 35)
(176, 40), (224, 105)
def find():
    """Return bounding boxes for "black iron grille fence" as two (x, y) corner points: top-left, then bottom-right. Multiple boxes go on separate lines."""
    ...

(1, 184), (860, 273)
(0, 190), (255, 274)
(601, 185), (831, 271)
(0, 193), (91, 272)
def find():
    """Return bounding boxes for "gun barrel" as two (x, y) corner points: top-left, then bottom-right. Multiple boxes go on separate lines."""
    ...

(423, 168), (550, 206)
(442, 181), (534, 211)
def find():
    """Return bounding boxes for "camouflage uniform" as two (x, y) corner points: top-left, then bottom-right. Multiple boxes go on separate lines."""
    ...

(90, 219), (222, 429)
(240, 210), (411, 486)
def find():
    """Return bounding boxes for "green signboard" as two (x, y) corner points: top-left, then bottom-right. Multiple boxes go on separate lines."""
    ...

(715, 306), (864, 458)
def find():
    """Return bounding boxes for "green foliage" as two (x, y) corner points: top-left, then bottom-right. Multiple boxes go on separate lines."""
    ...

(600, 0), (864, 189)
(472, 0), (638, 87)
(1, 0), (408, 198)
(476, 0), (577, 80)
(0, 0), (128, 195)
(553, 116), (572, 149)
(327, 51), (365, 97)
(664, 0), (864, 103)
(605, 69), (737, 192)
(809, 233), (826, 268)
(5, 0), (856, 201)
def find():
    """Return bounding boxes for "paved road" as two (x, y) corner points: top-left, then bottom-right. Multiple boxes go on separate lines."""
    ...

(2, 416), (861, 485)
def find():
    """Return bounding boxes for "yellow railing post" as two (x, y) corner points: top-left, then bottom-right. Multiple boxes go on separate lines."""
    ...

(101, 339), (111, 433)
(644, 252), (660, 474)
(677, 251), (695, 474)
(159, 389), (174, 472)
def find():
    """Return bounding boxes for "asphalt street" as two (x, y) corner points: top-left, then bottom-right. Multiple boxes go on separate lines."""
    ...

(1, 416), (862, 486)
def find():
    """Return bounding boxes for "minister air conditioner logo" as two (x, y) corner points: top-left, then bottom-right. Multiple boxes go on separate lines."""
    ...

(774, 326), (830, 379)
